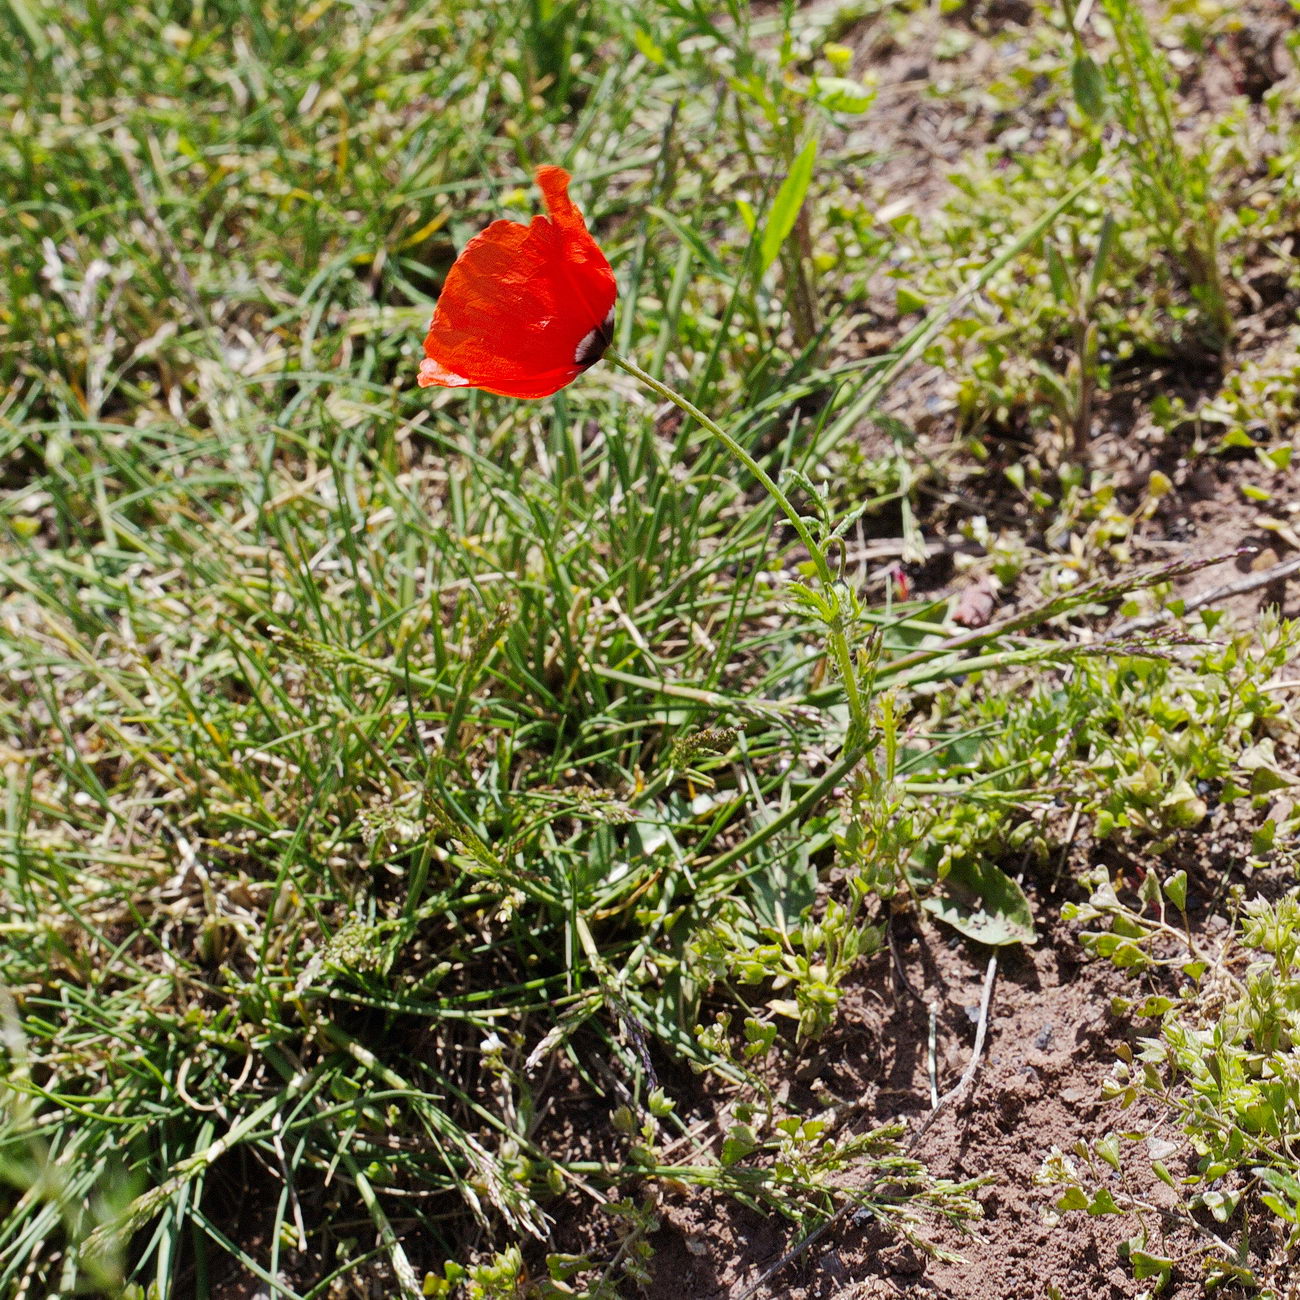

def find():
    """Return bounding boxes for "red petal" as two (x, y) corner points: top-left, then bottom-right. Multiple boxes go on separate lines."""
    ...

(419, 168), (616, 399)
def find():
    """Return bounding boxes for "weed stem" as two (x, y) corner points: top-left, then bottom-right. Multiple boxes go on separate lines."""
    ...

(604, 347), (868, 736)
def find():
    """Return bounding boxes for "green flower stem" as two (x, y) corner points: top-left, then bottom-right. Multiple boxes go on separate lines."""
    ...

(695, 739), (868, 883)
(604, 347), (866, 734)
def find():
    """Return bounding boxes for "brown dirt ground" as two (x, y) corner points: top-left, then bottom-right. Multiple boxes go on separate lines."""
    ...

(834, 0), (1300, 633)
(638, 900), (1273, 1300)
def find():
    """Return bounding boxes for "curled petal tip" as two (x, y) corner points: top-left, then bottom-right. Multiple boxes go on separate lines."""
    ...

(534, 164), (571, 189)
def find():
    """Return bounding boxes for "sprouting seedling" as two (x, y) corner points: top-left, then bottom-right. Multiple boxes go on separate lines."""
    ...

(1042, 211), (1119, 463)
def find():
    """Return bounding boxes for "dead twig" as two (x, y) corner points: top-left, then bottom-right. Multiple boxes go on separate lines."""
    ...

(1111, 552), (1300, 637)
(880, 549), (1246, 681)
(905, 954), (997, 1154)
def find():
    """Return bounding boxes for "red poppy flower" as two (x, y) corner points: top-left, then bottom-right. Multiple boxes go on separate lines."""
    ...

(417, 166), (616, 400)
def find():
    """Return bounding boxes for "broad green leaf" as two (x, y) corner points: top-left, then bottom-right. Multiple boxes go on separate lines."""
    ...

(1071, 54), (1108, 120)
(1260, 1193), (1297, 1223)
(748, 834), (816, 931)
(1162, 869), (1187, 912)
(1129, 1248), (1174, 1282)
(760, 137), (817, 273)
(1095, 1134), (1121, 1171)
(920, 857), (1036, 946)
(1255, 1165), (1300, 1203)
(1086, 1187), (1122, 1215)
(1220, 427), (1258, 449)
(1134, 995), (1173, 1018)
(1253, 817), (1278, 854)
(721, 1128), (759, 1166)
(1196, 1188), (1241, 1223)
(1160, 779), (1207, 828)
(895, 285), (926, 314)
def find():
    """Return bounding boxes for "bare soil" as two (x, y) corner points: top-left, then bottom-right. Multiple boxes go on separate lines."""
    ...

(641, 901), (1254, 1299)
(835, 0), (1300, 633)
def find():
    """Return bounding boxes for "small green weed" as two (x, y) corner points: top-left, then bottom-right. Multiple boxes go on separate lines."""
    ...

(1043, 885), (1300, 1292)
(1065, 0), (1232, 347)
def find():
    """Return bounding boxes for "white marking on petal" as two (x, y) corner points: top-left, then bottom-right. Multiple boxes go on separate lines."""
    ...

(418, 358), (471, 388)
(574, 327), (603, 366)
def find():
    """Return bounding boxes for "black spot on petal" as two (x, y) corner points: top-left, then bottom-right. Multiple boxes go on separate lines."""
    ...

(573, 309), (614, 367)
